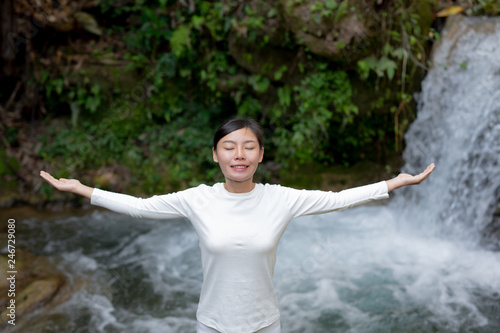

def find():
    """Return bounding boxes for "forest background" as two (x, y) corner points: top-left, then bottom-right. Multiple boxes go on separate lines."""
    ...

(0, 0), (498, 205)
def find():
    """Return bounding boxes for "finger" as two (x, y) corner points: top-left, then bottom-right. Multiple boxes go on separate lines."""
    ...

(416, 163), (435, 182)
(422, 163), (435, 175)
(40, 171), (61, 187)
(42, 173), (58, 184)
(40, 170), (54, 178)
(40, 171), (53, 182)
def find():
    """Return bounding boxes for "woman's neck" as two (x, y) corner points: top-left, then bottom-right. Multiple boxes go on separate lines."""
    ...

(224, 179), (255, 193)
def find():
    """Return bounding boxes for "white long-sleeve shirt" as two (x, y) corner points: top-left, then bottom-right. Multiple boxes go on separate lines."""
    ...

(91, 181), (389, 333)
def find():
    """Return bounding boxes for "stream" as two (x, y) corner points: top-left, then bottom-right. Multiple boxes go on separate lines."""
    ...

(3, 16), (500, 333)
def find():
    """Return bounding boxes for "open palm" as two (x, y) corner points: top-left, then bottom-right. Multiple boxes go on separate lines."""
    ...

(397, 163), (435, 186)
(385, 163), (435, 192)
(40, 171), (81, 192)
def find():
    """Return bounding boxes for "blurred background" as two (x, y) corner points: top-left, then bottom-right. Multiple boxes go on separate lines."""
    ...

(4, 0), (496, 203)
(1, 1), (500, 332)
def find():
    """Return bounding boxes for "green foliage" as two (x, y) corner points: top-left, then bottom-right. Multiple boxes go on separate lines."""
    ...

(41, 70), (104, 128)
(358, 56), (398, 80)
(248, 75), (271, 94)
(36, 0), (468, 194)
(352, 0), (436, 151)
(0, 149), (20, 176)
(170, 24), (192, 57)
(466, 0), (500, 15)
(39, 96), (222, 192)
(310, 0), (349, 23)
(269, 64), (358, 164)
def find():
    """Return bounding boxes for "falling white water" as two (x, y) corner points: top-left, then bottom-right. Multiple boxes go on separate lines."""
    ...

(400, 15), (500, 247)
(8, 16), (500, 333)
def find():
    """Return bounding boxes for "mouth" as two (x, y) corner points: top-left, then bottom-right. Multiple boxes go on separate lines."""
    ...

(231, 165), (249, 170)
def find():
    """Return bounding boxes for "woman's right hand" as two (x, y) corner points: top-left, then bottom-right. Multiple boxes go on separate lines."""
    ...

(40, 171), (94, 199)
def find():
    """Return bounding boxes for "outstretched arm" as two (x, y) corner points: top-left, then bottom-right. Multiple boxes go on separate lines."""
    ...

(40, 171), (94, 199)
(40, 170), (188, 219)
(385, 163), (435, 193)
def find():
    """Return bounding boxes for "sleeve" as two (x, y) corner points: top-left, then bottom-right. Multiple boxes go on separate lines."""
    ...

(282, 181), (389, 218)
(90, 188), (191, 219)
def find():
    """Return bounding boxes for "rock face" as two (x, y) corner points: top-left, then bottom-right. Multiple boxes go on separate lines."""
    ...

(226, 0), (433, 87)
(280, 0), (367, 61)
(0, 251), (79, 328)
(429, 15), (500, 63)
(227, 0), (372, 82)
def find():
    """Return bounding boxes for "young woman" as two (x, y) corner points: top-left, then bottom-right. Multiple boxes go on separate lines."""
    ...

(40, 118), (435, 333)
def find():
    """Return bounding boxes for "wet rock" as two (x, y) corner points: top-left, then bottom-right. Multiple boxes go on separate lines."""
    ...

(482, 185), (500, 250)
(0, 250), (82, 328)
(0, 276), (64, 325)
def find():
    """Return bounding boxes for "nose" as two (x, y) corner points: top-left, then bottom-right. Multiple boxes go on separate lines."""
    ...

(235, 147), (246, 160)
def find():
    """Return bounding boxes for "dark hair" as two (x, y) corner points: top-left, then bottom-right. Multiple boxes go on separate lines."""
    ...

(213, 118), (264, 150)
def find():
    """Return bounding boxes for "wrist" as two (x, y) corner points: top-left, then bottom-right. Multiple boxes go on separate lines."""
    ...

(386, 177), (403, 193)
(74, 183), (94, 199)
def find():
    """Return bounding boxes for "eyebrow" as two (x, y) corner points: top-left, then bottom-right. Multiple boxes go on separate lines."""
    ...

(222, 140), (257, 144)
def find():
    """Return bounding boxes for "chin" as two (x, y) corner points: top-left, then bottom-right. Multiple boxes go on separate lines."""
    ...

(224, 173), (254, 183)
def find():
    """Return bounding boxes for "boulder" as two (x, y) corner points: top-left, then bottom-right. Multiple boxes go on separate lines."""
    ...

(279, 0), (368, 62)
(0, 250), (81, 328)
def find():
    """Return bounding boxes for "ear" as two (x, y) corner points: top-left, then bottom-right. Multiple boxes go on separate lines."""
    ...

(212, 147), (219, 163)
(258, 147), (264, 163)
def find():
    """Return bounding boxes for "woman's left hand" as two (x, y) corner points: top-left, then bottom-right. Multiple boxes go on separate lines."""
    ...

(386, 163), (435, 192)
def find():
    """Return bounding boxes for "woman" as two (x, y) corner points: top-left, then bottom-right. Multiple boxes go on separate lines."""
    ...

(40, 118), (435, 333)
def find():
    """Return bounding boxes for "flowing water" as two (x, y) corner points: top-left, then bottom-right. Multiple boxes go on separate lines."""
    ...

(5, 16), (500, 332)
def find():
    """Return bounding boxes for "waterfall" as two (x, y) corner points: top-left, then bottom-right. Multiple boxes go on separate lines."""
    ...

(401, 15), (500, 248)
(274, 15), (500, 332)
(7, 16), (500, 333)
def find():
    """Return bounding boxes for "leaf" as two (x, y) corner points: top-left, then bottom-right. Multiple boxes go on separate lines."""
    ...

(40, 71), (49, 84)
(274, 65), (288, 81)
(170, 24), (191, 57)
(91, 84), (100, 95)
(382, 43), (393, 56)
(248, 75), (270, 93)
(357, 56), (377, 80)
(192, 15), (205, 29)
(278, 86), (291, 107)
(267, 8), (277, 18)
(378, 57), (397, 80)
(335, 0), (348, 22)
(74, 11), (102, 36)
(392, 48), (407, 60)
(157, 53), (177, 78)
(325, 0), (338, 10)
(54, 78), (64, 95)
(85, 96), (100, 113)
(436, 6), (464, 17)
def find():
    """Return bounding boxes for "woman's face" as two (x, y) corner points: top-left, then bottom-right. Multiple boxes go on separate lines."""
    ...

(212, 127), (264, 184)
